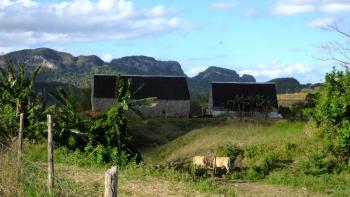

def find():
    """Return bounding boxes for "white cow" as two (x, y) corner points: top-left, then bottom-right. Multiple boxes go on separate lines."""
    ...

(213, 157), (230, 173)
(192, 156), (212, 168)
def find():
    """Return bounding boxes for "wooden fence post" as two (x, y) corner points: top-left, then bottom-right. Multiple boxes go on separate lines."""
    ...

(104, 166), (118, 197)
(18, 113), (24, 161)
(47, 115), (54, 194)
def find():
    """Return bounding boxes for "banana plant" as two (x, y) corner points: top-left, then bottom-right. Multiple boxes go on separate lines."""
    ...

(0, 60), (42, 114)
(47, 86), (88, 149)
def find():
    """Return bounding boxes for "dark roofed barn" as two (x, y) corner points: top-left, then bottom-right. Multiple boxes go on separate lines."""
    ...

(92, 75), (190, 117)
(208, 82), (278, 117)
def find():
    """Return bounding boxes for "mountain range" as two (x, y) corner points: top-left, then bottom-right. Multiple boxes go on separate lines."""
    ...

(0, 48), (310, 96)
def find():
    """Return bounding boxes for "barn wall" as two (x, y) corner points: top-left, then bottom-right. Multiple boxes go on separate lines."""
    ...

(92, 97), (190, 117)
(211, 109), (280, 118)
(208, 87), (213, 115)
(92, 97), (115, 112)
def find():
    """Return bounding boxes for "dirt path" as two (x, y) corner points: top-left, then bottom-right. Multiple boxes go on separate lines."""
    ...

(55, 164), (208, 197)
(55, 164), (323, 197)
(232, 181), (324, 197)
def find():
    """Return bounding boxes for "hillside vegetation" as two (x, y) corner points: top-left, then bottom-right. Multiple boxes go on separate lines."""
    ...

(141, 119), (350, 196)
(142, 120), (307, 163)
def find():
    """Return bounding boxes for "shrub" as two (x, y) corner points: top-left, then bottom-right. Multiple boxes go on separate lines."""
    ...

(299, 150), (335, 175)
(314, 69), (350, 166)
(216, 144), (243, 162)
(0, 104), (18, 144)
(243, 145), (278, 178)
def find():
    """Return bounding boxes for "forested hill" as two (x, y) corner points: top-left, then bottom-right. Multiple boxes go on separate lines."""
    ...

(0, 48), (317, 96)
(0, 48), (256, 95)
(267, 77), (319, 94)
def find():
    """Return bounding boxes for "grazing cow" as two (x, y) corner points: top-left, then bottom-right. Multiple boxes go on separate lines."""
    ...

(213, 157), (230, 173)
(192, 156), (212, 168)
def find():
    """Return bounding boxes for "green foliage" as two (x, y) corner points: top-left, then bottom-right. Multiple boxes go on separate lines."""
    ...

(0, 60), (46, 143)
(0, 60), (42, 112)
(278, 92), (319, 121)
(266, 170), (350, 196)
(0, 104), (18, 144)
(26, 104), (47, 141)
(299, 150), (335, 175)
(47, 86), (88, 149)
(0, 61), (140, 166)
(216, 144), (243, 162)
(314, 69), (350, 166)
(225, 95), (275, 118)
(190, 94), (208, 117)
(68, 144), (133, 167)
(243, 145), (278, 179)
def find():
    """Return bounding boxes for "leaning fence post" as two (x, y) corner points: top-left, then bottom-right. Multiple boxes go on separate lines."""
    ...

(104, 166), (118, 197)
(18, 113), (24, 161)
(47, 115), (54, 194)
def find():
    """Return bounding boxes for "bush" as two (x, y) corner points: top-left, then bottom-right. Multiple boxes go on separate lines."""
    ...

(278, 92), (318, 122)
(68, 143), (134, 167)
(243, 145), (278, 178)
(216, 144), (243, 162)
(0, 104), (18, 144)
(314, 69), (350, 166)
(299, 151), (334, 175)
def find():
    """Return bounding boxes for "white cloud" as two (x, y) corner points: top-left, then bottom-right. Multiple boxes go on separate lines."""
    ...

(274, 0), (350, 15)
(0, 0), (183, 47)
(101, 54), (113, 62)
(320, 2), (350, 13)
(185, 66), (209, 77)
(274, 3), (315, 15)
(0, 0), (37, 8)
(0, 46), (15, 55)
(308, 17), (335, 28)
(239, 61), (313, 79)
(210, 1), (238, 10)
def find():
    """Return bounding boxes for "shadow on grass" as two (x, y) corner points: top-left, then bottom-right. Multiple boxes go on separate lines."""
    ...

(128, 117), (226, 148)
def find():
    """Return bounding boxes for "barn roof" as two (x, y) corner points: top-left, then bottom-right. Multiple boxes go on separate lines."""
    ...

(211, 82), (278, 107)
(93, 74), (190, 100)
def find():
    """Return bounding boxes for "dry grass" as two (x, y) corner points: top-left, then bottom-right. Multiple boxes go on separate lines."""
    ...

(277, 93), (307, 107)
(232, 182), (326, 197)
(55, 163), (324, 197)
(54, 164), (219, 197)
(0, 147), (93, 196)
(0, 149), (21, 196)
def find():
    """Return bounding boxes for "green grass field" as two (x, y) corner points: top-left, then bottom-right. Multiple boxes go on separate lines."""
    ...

(142, 119), (310, 163)
(139, 118), (350, 196)
(3, 117), (350, 196)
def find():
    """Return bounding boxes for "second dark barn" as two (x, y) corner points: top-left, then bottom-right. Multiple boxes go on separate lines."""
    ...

(91, 74), (191, 117)
(208, 82), (278, 117)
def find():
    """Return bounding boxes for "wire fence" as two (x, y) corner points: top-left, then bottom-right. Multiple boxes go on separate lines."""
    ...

(0, 140), (105, 196)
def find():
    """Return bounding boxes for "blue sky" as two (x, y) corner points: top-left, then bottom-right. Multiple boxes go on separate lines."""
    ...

(0, 0), (349, 83)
